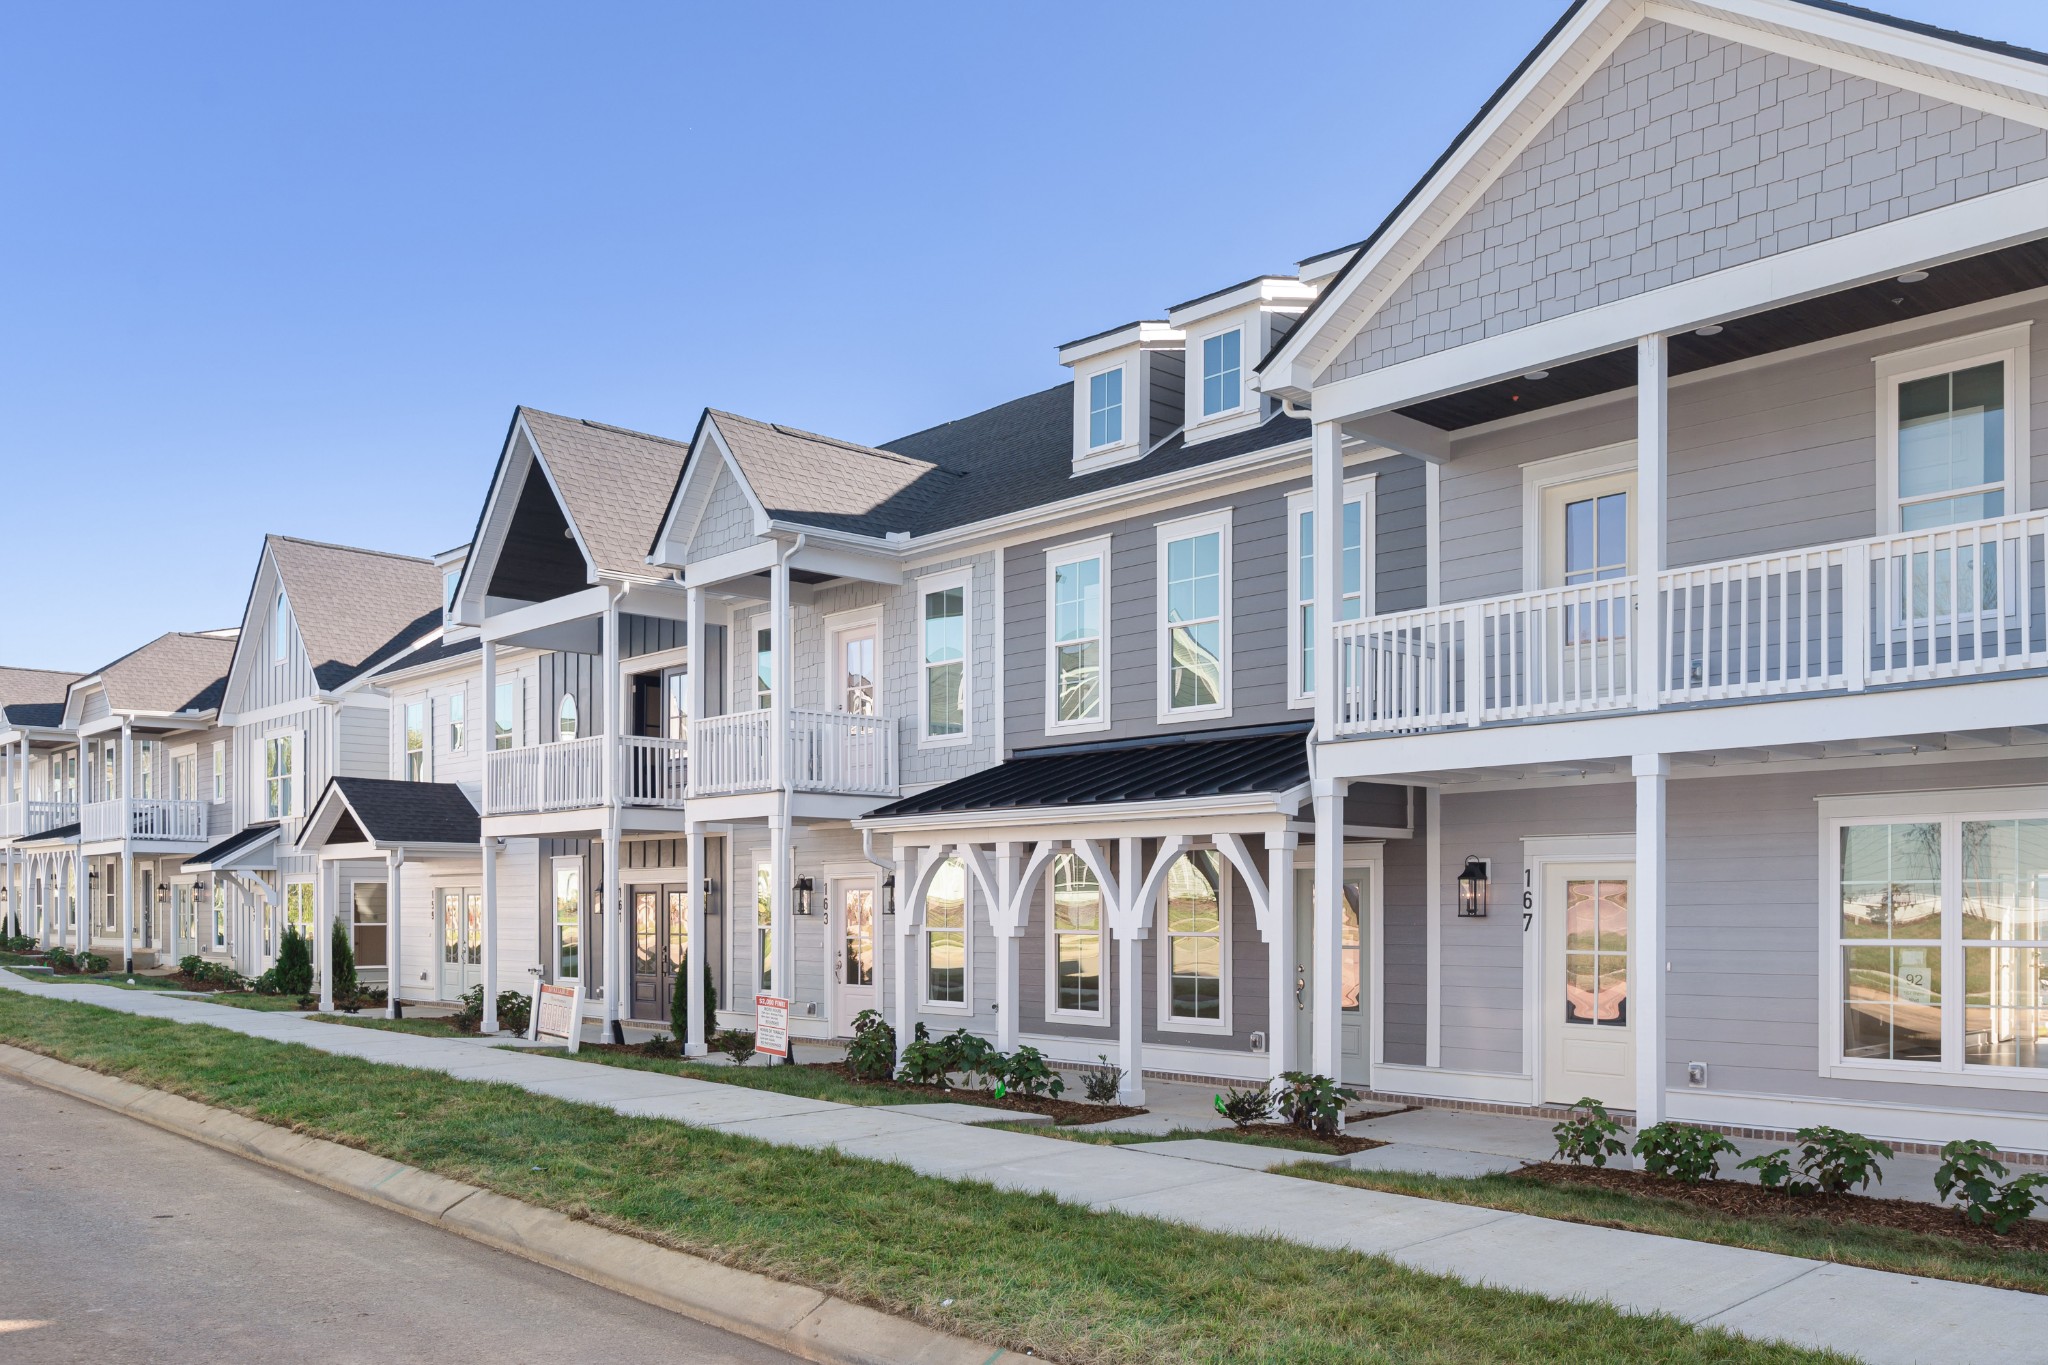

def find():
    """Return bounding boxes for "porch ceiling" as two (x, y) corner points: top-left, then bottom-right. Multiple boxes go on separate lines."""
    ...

(1397, 234), (2048, 431)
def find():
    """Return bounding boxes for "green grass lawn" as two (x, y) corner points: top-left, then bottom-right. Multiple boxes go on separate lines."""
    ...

(0, 988), (1839, 1365)
(1287, 1162), (2048, 1297)
(196, 992), (314, 1013)
(31, 971), (195, 992)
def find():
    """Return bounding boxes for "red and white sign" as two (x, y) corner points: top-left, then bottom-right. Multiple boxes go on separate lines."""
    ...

(533, 980), (584, 1053)
(754, 994), (790, 1058)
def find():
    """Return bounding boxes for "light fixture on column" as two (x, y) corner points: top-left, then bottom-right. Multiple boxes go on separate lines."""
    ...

(881, 874), (896, 916)
(1456, 856), (1491, 918)
(792, 875), (814, 915)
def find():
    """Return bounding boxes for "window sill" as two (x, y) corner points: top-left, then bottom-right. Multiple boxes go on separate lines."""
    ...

(1045, 717), (1111, 737)
(918, 1000), (973, 1017)
(1155, 704), (1233, 727)
(1823, 1060), (2048, 1093)
(1156, 1015), (1233, 1038)
(1046, 1008), (1110, 1026)
(916, 733), (973, 750)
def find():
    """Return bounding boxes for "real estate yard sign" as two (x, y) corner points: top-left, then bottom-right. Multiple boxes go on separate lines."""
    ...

(532, 980), (584, 1054)
(754, 994), (790, 1058)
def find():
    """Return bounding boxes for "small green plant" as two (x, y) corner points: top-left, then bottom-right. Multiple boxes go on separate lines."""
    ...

(1632, 1122), (1740, 1183)
(668, 953), (717, 1047)
(495, 989), (531, 1036)
(74, 950), (109, 975)
(1215, 1085), (1274, 1128)
(1078, 1054), (1124, 1104)
(1552, 1097), (1629, 1167)
(895, 1022), (952, 1086)
(713, 1028), (757, 1066)
(274, 928), (313, 996)
(1278, 1071), (1359, 1137)
(1738, 1126), (1894, 1195)
(1934, 1138), (2048, 1234)
(6, 934), (38, 952)
(328, 921), (358, 1004)
(940, 1028), (1001, 1089)
(178, 953), (207, 978)
(45, 948), (76, 973)
(845, 1009), (897, 1081)
(998, 1045), (1064, 1099)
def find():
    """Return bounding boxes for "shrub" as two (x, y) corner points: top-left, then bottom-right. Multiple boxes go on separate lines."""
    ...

(75, 951), (109, 975)
(1277, 1071), (1359, 1137)
(5, 934), (36, 953)
(178, 954), (207, 978)
(46, 948), (76, 973)
(1935, 1138), (2048, 1234)
(668, 953), (717, 1047)
(1078, 1054), (1124, 1105)
(941, 1028), (1001, 1089)
(713, 1028), (757, 1066)
(251, 967), (282, 995)
(1553, 1097), (1629, 1167)
(1215, 1085), (1274, 1128)
(274, 928), (313, 997)
(455, 985), (534, 1033)
(1632, 1122), (1739, 1183)
(329, 922), (358, 1004)
(895, 1023), (951, 1087)
(998, 1045), (1064, 1099)
(1739, 1126), (1894, 1195)
(845, 1009), (896, 1081)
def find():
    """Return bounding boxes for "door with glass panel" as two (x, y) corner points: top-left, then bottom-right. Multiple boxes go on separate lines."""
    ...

(1291, 863), (1371, 1085)
(1541, 864), (1634, 1108)
(827, 623), (881, 789)
(436, 887), (483, 1000)
(830, 876), (877, 1031)
(630, 883), (689, 1022)
(1540, 479), (1633, 708)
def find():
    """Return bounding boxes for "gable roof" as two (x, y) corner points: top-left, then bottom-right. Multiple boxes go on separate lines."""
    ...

(82, 632), (238, 716)
(266, 536), (445, 690)
(516, 407), (691, 579)
(0, 667), (82, 728)
(299, 777), (480, 851)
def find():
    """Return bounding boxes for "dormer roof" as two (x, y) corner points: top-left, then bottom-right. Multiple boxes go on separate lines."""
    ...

(0, 667), (84, 734)
(68, 631), (238, 725)
(266, 535), (443, 689)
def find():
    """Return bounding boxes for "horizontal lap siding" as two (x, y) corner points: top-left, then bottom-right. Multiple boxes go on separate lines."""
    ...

(1382, 807), (1429, 1066)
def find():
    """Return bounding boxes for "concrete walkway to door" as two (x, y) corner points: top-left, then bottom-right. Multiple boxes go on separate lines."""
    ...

(4, 968), (2037, 1365)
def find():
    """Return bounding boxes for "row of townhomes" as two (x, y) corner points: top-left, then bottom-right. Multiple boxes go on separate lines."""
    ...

(5, 0), (2046, 1150)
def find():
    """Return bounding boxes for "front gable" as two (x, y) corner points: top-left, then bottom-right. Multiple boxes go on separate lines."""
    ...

(454, 415), (599, 620)
(221, 549), (316, 718)
(646, 413), (771, 570)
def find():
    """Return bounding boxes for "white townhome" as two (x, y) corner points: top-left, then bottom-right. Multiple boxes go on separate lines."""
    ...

(1, 667), (84, 946)
(1254, 0), (2048, 1149)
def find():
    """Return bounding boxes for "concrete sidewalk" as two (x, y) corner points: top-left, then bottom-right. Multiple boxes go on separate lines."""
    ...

(6, 970), (2038, 1365)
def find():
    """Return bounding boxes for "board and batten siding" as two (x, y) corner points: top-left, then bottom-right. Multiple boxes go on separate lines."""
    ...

(1003, 458), (1427, 745)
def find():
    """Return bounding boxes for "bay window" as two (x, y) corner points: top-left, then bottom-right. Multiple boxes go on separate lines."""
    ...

(1046, 538), (1109, 731)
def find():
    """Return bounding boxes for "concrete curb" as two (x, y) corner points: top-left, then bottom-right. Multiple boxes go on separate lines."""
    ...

(0, 1043), (1027, 1365)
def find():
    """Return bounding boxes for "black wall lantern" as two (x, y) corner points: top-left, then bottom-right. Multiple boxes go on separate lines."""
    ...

(881, 874), (896, 917)
(1457, 856), (1491, 918)
(792, 875), (815, 916)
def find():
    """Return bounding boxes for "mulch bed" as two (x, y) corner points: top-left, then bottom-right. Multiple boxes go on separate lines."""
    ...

(803, 1060), (1148, 1125)
(1515, 1161), (2048, 1250)
(1221, 1122), (1387, 1156)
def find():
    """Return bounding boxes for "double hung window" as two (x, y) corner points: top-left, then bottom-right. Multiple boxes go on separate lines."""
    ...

(1088, 367), (1124, 449)
(1049, 853), (1103, 1017)
(1046, 540), (1108, 730)
(920, 575), (967, 741)
(1200, 329), (1241, 418)
(1158, 512), (1230, 718)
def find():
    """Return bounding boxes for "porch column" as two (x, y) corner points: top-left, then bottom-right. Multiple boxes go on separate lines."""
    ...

(684, 586), (704, 798)
(768, 810), (793, 1025)
(480, 836), (499, 1034)
(317, 857), (336, 1012)
(119, 719), (134, 972)
(992, 843), (1020, 1054)
(600, 592), (624, 1041)
(1633, 754), (1670, 1129)
(683, 824), (707, 1056)
(1425, 786), (1443, 1069)
(1266, 830), (1299, 1082)
(1311, 419), (1346, 735)
(385, 849), (406, 1019)
(769, 558), (790, 792)
(1113, 836), (1146, 1106)
(892, 844), (916, 1067)
(1635, 334), (1667, 712)
(1311, 784), (1345, 1081)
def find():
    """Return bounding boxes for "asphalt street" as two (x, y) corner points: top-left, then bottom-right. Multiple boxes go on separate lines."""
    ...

(0, 1073), (800, 1363)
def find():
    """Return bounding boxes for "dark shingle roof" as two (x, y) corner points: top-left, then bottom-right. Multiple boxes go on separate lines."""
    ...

(518, 408), (691, 579)
(315, 777), (480, 847)
(865, 722), (1313, 819)
(2, 702), (66, 729)
(17, 822), (79, 846)
(266, 536), (445, 689)
(365, 632), (481, 681)
(0, 666), (83, 713)
(88, 632), (238, 715)
(185, 822), (280, 870)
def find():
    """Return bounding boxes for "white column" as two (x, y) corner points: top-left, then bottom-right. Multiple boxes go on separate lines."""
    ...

(684, 586), (705, 798)
(769, 560), (789, 792)
(600, 594), (623, 1039)
(317, 857), (336, 1012)
(893, 845), (915, 1067)
(992, 843), (1020, 1054)
(1425, 785), (1443, 1070)
(1113, 836), (1145, 1106)
(481, 837), (499, 1034)
(1633, 754), (1669, 1129)
(385, 850), (405, 1018)
(1266, 830), (1299, 1082)
(1311, 785), (1345, 1080)
(1311, 419), (1346, 736)
(119, 720), (134, 972)
(768, 810), (793, 1017)
(683, 824), (707, 1056)
(1635, 334), (1667, 712)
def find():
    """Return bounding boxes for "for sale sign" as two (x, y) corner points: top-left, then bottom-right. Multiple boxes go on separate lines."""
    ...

(754, 994), (790, 1058)
(533, 980), (584, 1053)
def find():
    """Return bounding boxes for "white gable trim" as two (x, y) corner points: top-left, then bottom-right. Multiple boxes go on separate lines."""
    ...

(455, 417), (599, 624)
(220, 547), (315, 722)
(648, 417), (770, 569)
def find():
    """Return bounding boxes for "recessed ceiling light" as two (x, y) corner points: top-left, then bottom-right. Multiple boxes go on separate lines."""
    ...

(1522, 370), (1549, 381)
(1897, 270), (1929, 284)
(1695, 324), (1724, 337)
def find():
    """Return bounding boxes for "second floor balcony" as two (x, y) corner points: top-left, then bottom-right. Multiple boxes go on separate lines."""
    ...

(1333, 510), (2047, 737)
(0, 798), (77, 840)
(691, 708), (898, 799)
(80, 797), (207, 844)
(483, 734), (689, 817)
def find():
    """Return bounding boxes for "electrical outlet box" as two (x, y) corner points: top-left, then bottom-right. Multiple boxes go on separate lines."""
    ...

(1687, 1061), (1707, 1086)
(1249, 1030), (1267, 1054)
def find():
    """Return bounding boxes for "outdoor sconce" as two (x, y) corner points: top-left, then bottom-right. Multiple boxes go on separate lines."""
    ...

(1457, 856), (1491, 918)
(881, 874), (896, 916)
(156, 883), (168, 906)
(792, 876), (815, 915)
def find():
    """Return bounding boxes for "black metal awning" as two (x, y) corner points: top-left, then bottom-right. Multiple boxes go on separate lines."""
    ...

(183, 822), (281, 873)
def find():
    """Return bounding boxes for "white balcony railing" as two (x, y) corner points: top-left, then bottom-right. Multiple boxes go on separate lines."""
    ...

(484, 735), (605, 814)
(620, 735), (689, 808)
(691, 708), (898, 798)
(26, 800), (75, 836)
(1334, 510), (2048, 736)
(79, 798), (206, 842)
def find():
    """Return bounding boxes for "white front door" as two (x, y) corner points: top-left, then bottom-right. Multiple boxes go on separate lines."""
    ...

(437, 887), (483, 1000)
(831, 877), (878, 1031)
(1541, 862), (1635, 1109)
(1292, 863), (1371, 1084)
(833, 625), (878, 715)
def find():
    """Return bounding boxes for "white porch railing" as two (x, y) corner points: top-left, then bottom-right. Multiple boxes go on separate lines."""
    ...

(620, 735), (688, 808)
(79, 798), (206, 842)
(484, 735), (606, 814)
(26, 800), (75, 836)
(1334, 510), (2048, 735)
(690, 708), (899, 798)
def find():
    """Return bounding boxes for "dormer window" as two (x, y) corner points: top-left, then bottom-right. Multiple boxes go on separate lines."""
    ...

(443, 568), (460, 617)
(1088, 368), (1124, 450)
(1201, 329), (1242, 417)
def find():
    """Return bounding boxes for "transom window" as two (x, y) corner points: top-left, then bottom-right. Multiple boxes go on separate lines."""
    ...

(1159, 514), (1229, 717)
(921, 579), (967, 740)
(1088, 367), (1124, 449)
(1162, 851), (1224, 1024)
(1201, 329), (1241, 417)
(924, 858), (967, 1007)
(1047, 542), (1107, 729)
(1049, 853), (1102, 1016)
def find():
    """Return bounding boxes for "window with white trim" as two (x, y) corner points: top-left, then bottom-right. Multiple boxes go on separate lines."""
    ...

(1045, 538), (1109, 731)
(1287, 479), (1374, 701)
(1829, 797), (2048, 1078)
(284, 880), (315, 949)
(210, 881), (226, 950)
(1200, 328), (1241, 418)
(1047, 853), (1103, 1018)
(754, 863), (773, 995)
(1157, 511), (1230, 719)
(263, 734), (294, 820)
(210, 741), (225, 803)
(403, 701), (427, 780)
(557, 694), (578, 742)
(272, 592), (290, 664)
(170, 749), (197, 803)
(754, 628), (773, 711)
(924, 858), (968, 1007)
(1877, 324), (2029, 533)
(1158, 850), (1227, 1029)
(1088, 366), (1124, 450)
(919, 573), (968, 742)
(447, 689), (465, 752)
(552, 857), (581, 980)
(494, 679), (519, 751)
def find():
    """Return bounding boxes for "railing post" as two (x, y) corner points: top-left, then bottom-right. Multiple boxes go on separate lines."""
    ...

(1841, 541), (1869, 692)
(1463, 603), (1484, 726)
(1312, 420), (1344, 737)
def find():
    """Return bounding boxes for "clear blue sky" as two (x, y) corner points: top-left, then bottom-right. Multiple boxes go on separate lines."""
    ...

(5, 0), (2046, 673)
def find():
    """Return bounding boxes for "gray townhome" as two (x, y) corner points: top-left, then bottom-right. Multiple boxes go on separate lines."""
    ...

(1, 667), (84, 944)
